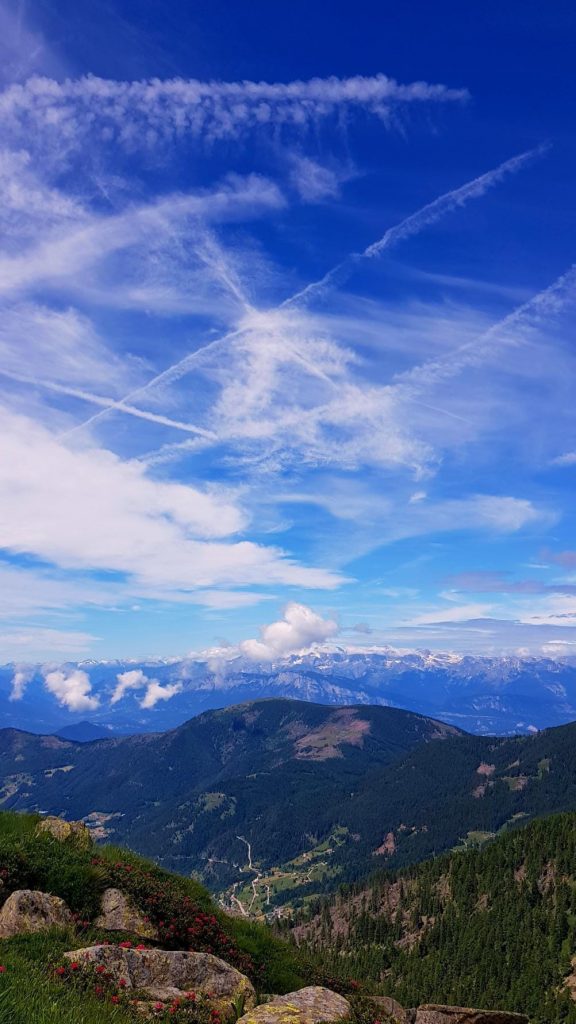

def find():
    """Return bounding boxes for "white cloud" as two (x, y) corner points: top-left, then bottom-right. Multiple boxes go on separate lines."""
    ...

(551, 451), (576, 467)
(0, 627), (97, 659)
(110, 668), (148, 705)
(289, 156), (343, 201)
(0, 303), (142, 393)
(0, 409), (342, 597)
(0, 174), (284, 299)
(9, 668), (32, 701)
(240, 602), (339, 661)
(0, 74), (468, 163)
(44, 667), (100, 711)
(139, 680), (183, 709)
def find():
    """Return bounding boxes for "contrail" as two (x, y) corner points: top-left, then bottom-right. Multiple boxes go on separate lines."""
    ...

(61, 326), (245, 439)
(63, 146), (547, 439)
(0, 368), (216, 438)
(283, 145), (548, 308)
(395, 262), (576, 397)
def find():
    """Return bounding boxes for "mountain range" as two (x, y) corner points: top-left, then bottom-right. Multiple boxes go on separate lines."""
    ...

(4, 646), (576, 736)
(5, 697), (576, 918)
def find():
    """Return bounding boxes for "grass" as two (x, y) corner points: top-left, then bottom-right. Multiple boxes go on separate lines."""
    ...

(0, 930), (132, 1024)
(0, 810), (327, 1022)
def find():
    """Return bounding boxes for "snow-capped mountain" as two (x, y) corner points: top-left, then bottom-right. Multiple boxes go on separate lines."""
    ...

(2, 646), (576, 736)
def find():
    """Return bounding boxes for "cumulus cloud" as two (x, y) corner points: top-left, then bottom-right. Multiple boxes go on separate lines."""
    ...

(110, 668), (182, 708)
(43, 668), (100, 711)
(110, 669), (148, 705)
(139, 680), (183, 709)
(240, 602), (339, 661)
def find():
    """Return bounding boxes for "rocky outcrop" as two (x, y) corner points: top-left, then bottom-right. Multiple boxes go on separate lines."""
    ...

(95, 888), (157, 939)
(36, 815), (92, 850)
(0, 889), (73, 937)
(63, 945), (255, 1018)
(414, 1006), (528, 1024)
(237, 986), (351, 1024)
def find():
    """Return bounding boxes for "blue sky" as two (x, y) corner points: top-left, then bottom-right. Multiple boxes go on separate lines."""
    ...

(1, 0), (576, 661)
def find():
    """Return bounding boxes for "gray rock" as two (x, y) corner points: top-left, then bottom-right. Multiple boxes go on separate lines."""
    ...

(95, 888), (157, 939)
(237, 986), (351, 1024)
(415, 1006), (528, 1024)
(0, 889), (73, 938)
(369, 995), (407, 1022)
(63, 944), (255, 1019)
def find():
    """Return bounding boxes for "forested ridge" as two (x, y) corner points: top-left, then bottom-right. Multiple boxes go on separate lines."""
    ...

(292, 812), (576, 1024)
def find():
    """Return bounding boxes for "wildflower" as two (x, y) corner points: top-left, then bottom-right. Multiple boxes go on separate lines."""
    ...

(111, 994), (120, 1004)
(119, 978), (127, 988)
(154, 1002), (164, 1010)
(119, 940), (132, 948)
(55, 966), (66, 976)
(95, 965), (106, 974)
(0, 966), (6, 973)
(136, 944), (147, 950)
(69, 962), (80, 971)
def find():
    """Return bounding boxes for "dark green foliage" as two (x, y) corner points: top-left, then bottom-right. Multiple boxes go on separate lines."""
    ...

(0, 810), (324, 998)
(7, 702), (576, 916)
(0, 701), (462, 894)
(295, 812), (576, 1024)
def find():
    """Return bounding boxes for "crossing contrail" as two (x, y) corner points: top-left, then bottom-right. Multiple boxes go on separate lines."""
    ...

(62, 145), (548, 439)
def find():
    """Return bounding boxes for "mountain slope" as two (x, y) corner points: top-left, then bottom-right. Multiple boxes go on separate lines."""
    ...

(0, 700), (458, 902)
(292, 812), (576, 1024)
(8, 701), (576, 914)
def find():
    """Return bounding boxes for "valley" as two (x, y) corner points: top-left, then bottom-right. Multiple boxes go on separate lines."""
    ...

(4, 698), (576, 920)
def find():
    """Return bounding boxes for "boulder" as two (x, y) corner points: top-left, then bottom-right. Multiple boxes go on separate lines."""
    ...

(36, 815), (92, 850)
(0, 889), (73, 938)
(63, 945), (255, 1018)
(415, 1007), (528, 1024)
(95, 888), (158, 939)
(368, 995), (408, 1022)
(237, 986), (351, 1024)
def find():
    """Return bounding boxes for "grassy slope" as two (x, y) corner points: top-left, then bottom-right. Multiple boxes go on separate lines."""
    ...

(0, 811), (322, 1024)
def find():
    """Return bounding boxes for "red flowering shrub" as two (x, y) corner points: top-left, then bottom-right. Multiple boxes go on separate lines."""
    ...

(92, 854), (257, 980)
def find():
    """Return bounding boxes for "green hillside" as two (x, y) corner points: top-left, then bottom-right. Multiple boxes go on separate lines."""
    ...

(7, 702), (576, 918)
(0, 810), (335, 1024)
(0, 700), (460, 905)
(293, 812), (576, 1024)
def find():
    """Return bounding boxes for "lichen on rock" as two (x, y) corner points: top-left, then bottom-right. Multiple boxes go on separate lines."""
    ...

(0, 889), (73, 938)
(63, 944), (256, 1019)
(95, 887), (158, 939)
(237, 986), (351, 1024)
(36, 815), (93, 850)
